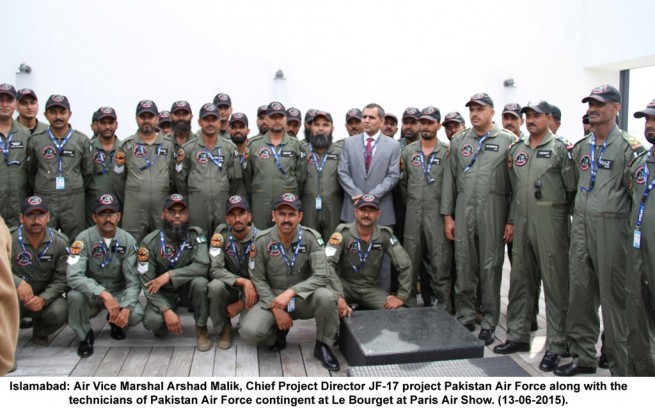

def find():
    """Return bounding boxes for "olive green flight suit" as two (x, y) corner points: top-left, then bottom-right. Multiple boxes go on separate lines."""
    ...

(207, 224), (258, 334)
(138, 226), (210, 332)
(625, 148), (655, 376)
(11, 226), (69, 339)
(441, 124), (515, 330)
(567, 126), (644, 375)
(506, 131), (576, 354)
(175, 137), (242, 235)
(0, 120), (31, 227)
(300, 140), (344, 241)
(28, 127), (93, 240)
(325, 222), (412, 309)
(66, 226), (143, 340)
(244, 133), (306, 229)
(400, 139), (452, 310)
(239, 226), (339, 346)
(86, 136), (122, 225)
(112, 133), (175, 243)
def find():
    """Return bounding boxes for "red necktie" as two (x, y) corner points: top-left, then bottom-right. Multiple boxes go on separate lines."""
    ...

(365, 137), (374, 173)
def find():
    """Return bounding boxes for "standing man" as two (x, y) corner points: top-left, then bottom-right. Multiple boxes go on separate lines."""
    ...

(245, 101), (306, 229)
(494, 101), (576, 373)
(338, 103), (400, 227)
(303, 109), (317, 142)
(301, 111), (344, 241)
(285, 107), (302, 137)
(442, 112), (467, 141)
(582, 113), (593, 136)
(441, 93), (515, 345)
(0, 84), (30, 228)
(399, 107), (421, 148)
(228, 112), (250, 196)
(86, 107), (121, 226)
(555, 84), (645, 377)
(16, 88), (48, 135)
(326, 194), (412, 314)
(382, 113), (399, 138)
(170, 100), (195, 152)
(239, 193), (340, 371)
(400, 106), (452, 310)
(549, 105), (562, 134)
(113, 100), (176, 243)
(501, 103), (524, 139)
(11, 196), (69, 345)
(344, 108), (364, 137)
(28, 94), (92, 240)
(139, 194), (211, 351)
(175, 103), (241, 236)
(213, 93), (233, 138)
(254, 105), (268, 138)
(625, 98), (655, 376)
(158, 111), (172, 135)
(67, 193), (143, 358)
(208, 195), (259, 350)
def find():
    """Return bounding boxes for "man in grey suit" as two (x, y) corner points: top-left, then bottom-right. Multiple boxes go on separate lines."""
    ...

(338, 103), (401, 292)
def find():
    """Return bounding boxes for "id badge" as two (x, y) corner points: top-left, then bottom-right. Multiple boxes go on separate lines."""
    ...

(55, 176), (65, 190)
(287, 297), (296, 312)
(315, 196), (322, 210)
(633, 229), (642, 249)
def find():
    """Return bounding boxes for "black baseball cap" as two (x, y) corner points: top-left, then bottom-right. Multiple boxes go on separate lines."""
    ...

(229, 112), (249, 126)
(402, 107), (421, 120)
(199, 103), (219, 119)
(96, 106), (117, 121)
(582, 84), (621, 104)
(274, 192), (301, 211)
(502, 103), (522, 118)
(385, 113), (398, 123)
(0, 83), (17, 99)
(442, 111), (465, 125)
(16, 88), (37, 101)
(94, 193), (120, 213)
(136, 100), (158, 116)
(354, 194), (380, 210)
(305, 108), (317, 123)
(267, 101), (286, 116)
(163, 194), (188, 210)
(213, 93), (232, 107)
(286, 107), (302, 123)
(313, 110), (333, 123)
(225, 195), (251, 213)
(257, 105), (267, 116)
(634, 98), (655, 118)
(171, 100), (192, 114)
(159, 110), (172, 125)
(45, 94), (70, 110)
(22, 196), (48, 214)
(345, 108), (363, 121)
(419, 106), (441, 122)
(520, 100), (552, 115)
(550, 105), (562, 121)
(465, 92), (494, 108)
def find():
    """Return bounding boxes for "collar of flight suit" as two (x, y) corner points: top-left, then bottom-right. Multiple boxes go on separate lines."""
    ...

(520, 130), (555, 149)
(584, 125), (620, 147)
(347, 221), (382, 243)
(135, 132), (167, 145)
(263, 132), (292, 146)
(268, 225), (302, 249)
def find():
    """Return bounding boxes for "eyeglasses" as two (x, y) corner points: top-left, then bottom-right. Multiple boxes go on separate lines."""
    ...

(165, 209), (188, 216)
(534, 179), (542, 200)
(96, 211), (119, 219)
(24, 212), (47, 220)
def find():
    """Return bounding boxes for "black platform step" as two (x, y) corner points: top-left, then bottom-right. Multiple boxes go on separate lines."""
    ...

(347, 356), (530, 377)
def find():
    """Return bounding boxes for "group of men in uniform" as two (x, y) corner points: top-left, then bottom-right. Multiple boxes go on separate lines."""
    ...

(2, 81), (655, 376)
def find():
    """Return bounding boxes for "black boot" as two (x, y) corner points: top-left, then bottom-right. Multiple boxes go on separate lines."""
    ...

(77, 330), (95, 358)
(269, 329), (288, 352)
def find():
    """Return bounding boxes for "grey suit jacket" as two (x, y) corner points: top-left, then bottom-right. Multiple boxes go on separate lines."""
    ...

(338, 133), (400, 225)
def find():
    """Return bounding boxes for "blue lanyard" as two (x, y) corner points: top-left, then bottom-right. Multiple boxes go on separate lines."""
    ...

(268, 143), (287, 175)
(139, 144), (163, 171)
(580, 134), (607, 193)
(204, 146), (223, 170)
(419, 151), (436, 184)
(1, 132), (20, 165)
(159, 230), (187, 268)
(17, 225), (54, 274)
(636, 151), (655, 230)
(95, 148), (114, 175)
(277, 228), (303, 276)
(228, 227), (257, 269)
(47, 127), (74, 176)
(352, 238), (374, 273)
(98, 239), (119, 268)
(310, 144), (329, 189)
(464, 132), (489, 173)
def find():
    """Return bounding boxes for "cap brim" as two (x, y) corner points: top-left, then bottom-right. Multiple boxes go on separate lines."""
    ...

(229, 119), (247, 125)
(95, 205), (120, 213)
(0, 91), (16, 98)
(634, 109), (655, 118)
(503, 111), (522, 118)
(23, 206), (48, 214)
(465, 100), (490, 107)
(581, 95), (608, 103)
(46, 103), (68, 109)
(419, 115), (438, 122)
(519, 107), (546, 115)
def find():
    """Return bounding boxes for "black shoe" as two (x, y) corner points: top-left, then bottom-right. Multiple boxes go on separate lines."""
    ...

(598, 353), (609, 369)
(539, 351), (561, 372)
(554, 361), (596, 376)
(561, 347), (571, 358)
(20, 318), (33, 329)
(463, 322), (476, 332)
(110, 323), (126, 340)
(77, 330), (95, 359)
(313, 341), (340, 371)
(493, 340), (530, 354)
(269, 329), (288, 352)
(478, 329), (495, 346)
(530, 321), (539, 332)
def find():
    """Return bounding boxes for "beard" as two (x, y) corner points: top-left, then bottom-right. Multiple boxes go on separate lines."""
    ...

(172, 120), (191, 136)
(230, 133), (247, 145)
(645, 129), (655, 145)
(303, 127), (311, 142)
(311, 133), (333, 149)
(163, 220), (190, 242)
(402, 131), (419, 142)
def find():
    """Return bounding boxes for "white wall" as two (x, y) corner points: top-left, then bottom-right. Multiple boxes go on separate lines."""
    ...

(1, 0), (652, 142)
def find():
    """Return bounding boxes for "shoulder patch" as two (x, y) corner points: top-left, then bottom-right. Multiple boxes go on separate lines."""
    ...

(115, 151), (126, 165)
(196, 234), (207, 244)
(137, 247), (149, 262)
(70, 241), (84, 255)
(249, 243), (257, 259)
(555, 135), (573, 147)
(176, 148), (185, 163)
(328, 232), (342, 246)
(389, 236), (399, 246)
